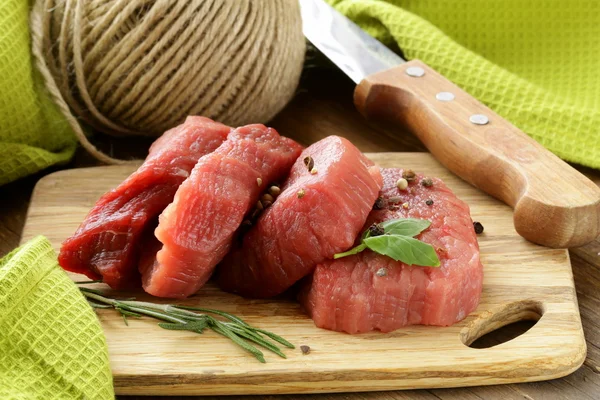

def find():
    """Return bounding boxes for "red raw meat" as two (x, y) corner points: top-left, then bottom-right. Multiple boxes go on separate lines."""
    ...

(58, 117), (230, 288)
(298, 168), (483, 333)
(140, 125), (302, 298)
(216, 136), (383, 298)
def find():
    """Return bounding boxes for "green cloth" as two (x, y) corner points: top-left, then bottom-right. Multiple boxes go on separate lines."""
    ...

(0, 0), (77, 187)
(330, 0), (600, 169)
(0, 236), (114, 400)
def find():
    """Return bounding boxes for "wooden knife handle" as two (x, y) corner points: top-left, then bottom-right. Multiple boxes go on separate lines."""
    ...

(354, 60), (600, 248)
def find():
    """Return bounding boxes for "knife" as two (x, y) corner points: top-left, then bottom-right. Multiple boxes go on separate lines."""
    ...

(299, 0), (600, 248)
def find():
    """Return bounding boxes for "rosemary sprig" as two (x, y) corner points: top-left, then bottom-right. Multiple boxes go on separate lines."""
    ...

(77, 285), (294, 363)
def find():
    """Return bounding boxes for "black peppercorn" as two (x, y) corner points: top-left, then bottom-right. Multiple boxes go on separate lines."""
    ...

(368, 223), (385, 237)
(421, 178), (433, 187)
(473, 221), (484, 234)
(373, 196), (385, 210)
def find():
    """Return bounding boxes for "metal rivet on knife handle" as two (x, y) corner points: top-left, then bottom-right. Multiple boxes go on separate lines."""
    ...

(469, 114), (489, 125)
(436, 92), (455, 102)
(406, 67), (425, 77)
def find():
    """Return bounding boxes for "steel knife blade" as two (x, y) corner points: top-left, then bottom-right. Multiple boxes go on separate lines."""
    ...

(298, 0), (600, 248)
(299, 0), (404, 83)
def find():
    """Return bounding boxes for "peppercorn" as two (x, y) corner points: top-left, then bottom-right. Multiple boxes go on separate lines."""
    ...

(473, 221), (484, 234)
(261, 193), (274, 203)
(368, 223), (385, 237)
(396, 178), (408, 190)
(303, 156), (314, 172)
(425, 199), (434, 206)
(402, 169), (416, 182)
(388, 196), (402, 204)
(421, 178), (433, 187)
(268, 185), (281, 196)
(373, 196), (385, 210)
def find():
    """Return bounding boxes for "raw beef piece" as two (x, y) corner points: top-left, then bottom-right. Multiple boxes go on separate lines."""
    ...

(216, 136), (383, 298)
(299, 168), (483, 333)
(140, 125), (302, 298)
(58, 117), (230, 288)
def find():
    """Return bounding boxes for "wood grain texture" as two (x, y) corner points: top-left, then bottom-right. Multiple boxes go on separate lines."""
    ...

(354, 60), (600, 249)
(21, 153), (586, 396)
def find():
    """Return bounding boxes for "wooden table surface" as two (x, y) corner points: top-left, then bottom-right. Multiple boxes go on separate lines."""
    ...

(2, 68), (600, 399)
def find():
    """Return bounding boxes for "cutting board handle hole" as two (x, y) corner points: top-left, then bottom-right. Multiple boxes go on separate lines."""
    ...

(460, 300), (544, 348)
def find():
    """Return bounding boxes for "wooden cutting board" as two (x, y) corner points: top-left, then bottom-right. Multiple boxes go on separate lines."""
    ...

(20, 153), (585, 396)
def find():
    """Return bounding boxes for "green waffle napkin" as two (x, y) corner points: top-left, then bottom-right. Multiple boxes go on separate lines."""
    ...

(329, 0), (600, 169)
(0, 0), (77, 187)
(0, 236), (114, 400)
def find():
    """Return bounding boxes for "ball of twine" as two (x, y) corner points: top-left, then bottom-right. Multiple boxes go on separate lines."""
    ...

(30, 0), (305, 163)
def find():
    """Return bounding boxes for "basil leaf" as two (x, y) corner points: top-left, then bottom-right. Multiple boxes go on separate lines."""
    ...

(363, 235), (440, 267)
(333, 243), (367, 259)
(362, 229), (371, 240)
(381, 218), (431, 237)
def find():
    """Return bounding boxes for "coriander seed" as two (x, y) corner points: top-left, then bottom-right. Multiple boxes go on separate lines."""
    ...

(297, 189), (306, 199)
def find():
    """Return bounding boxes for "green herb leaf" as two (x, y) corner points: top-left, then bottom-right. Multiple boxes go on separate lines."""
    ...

(333, 243), (367, 259)
(79, 288), (293, 362)
(363, 235), (440, 267)
(159, 320), (209, 333)
(334, 218), (438, 265)
(380, 218), (431, 237)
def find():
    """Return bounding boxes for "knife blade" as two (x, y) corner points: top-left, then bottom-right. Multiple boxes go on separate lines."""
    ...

(299, 0), (404, 83)
(299, 0), (600, 248)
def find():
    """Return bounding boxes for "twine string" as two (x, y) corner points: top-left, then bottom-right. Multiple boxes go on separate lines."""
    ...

(30, 0), (305, 164)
